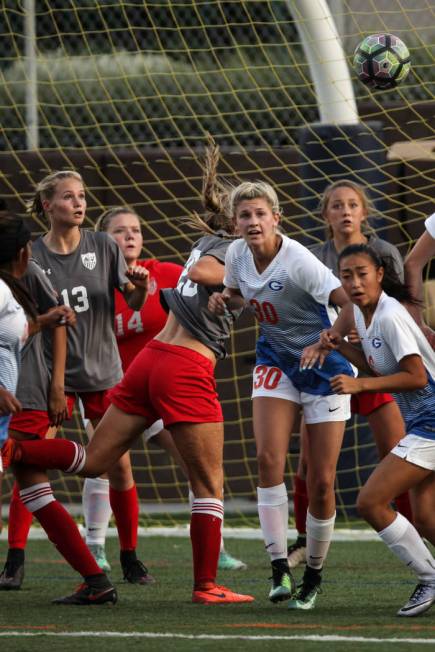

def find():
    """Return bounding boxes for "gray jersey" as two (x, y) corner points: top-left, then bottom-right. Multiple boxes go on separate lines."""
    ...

(161, 234), (239, 359)
(32, 230), (128, 392)
(310, 234), (404, 282)
(16, 260), (59, 410)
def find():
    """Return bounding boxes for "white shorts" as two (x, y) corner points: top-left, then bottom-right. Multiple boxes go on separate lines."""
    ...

(391, 434), (435, 471)
(143, 418), (164, 443)
(252, 365), (350, 424)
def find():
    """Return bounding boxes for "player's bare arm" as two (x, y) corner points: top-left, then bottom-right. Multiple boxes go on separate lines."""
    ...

(331, 354), (427, 395)
(124, 265), (149, 310)
(48, 325), (68, 428)
(208, 287), (245, 315)
(187, 254), (224, 286)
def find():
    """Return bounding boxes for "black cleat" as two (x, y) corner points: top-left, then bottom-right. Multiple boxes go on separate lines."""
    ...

(120, 550), (155, 585)
(122, 558), (155, 585)
(52, 579), (117, 605)
(0, 550), (25, 590)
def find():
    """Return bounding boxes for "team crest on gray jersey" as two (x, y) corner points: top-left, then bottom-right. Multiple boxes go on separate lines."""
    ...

(81, 252), (97, 270)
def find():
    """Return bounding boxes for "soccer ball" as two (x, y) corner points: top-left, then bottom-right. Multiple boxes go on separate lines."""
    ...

(353, 34), (411, 89)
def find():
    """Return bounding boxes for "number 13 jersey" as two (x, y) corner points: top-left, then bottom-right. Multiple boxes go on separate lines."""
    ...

(224, 235), (353, 395)
(32, 230), (129, 392)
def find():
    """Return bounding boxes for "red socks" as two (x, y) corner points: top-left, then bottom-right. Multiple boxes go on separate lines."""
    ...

(16, 439), (85, 473)
(190, 498), (223, 589)
(19, 483), (102, 578)
(8, 482), (33, 549)
(110, 484), (139, 551)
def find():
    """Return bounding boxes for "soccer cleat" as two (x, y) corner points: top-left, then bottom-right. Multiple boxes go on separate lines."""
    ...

(52, 579), (117, 605)
(269, 561), (295, 603)
(0, 554), (25, 591)
(397, 583), (435, 617)
(192, 583), (254, 604)
(218, 550), (248, 571)
(287, 536), (307, 569)
(288, 571), (322, 610)
(88, 544), (111, 573)
(122, 558), (155, 585)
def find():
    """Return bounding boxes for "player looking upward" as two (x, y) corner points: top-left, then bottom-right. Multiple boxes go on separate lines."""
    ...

(288, 180), (411, 569)
(17, 170), (150, 600)
(96, 205), (247, 572)
(7, 143), (254, 605)
(301, 243), (435, 617)
(208, 181), (353, 610)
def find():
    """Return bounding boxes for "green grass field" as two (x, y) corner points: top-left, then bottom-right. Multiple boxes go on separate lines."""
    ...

(0, 536), (434, 651)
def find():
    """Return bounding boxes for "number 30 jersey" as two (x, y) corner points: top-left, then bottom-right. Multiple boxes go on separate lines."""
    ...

(161, 233), (240, 359)
(224, 234), (353, 395)
(32, 230), (128, 392)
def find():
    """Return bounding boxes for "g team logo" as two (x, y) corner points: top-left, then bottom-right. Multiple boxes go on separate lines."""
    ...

(269, 280), (283, 291)
(371, 337), (382, 349)
(81, 252), (97, 270)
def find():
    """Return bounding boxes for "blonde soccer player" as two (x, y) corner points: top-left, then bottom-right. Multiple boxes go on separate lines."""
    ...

(209, 181), (353, 610)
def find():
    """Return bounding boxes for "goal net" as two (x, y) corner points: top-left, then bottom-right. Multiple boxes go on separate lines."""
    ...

(0, 0), (434, 527)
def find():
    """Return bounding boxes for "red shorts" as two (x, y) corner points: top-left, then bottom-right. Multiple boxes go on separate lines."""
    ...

(351, 391), (394, 417)
(65, 390), (111, 421)
(9, 410), (53, 439)
(110, 339), (223, 427)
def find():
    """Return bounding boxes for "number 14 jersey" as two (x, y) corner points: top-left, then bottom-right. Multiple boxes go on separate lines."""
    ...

(224, 235), (353, 395)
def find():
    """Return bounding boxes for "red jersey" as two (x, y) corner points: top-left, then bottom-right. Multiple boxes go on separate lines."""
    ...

(114, 259), (182, 371)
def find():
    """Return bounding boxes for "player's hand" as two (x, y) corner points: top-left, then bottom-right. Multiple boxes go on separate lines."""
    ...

(0, 388), (22, 416)
(300, 342), (330, 370)
(48, 386), (69, 427)
(347, 328), (361, 345)
(319, 328), (342, 349)
(330, 374), (362, 395)
(126, 265), (149, 289)
(39, 305), (76, 328)
(208, 292), (229, 315)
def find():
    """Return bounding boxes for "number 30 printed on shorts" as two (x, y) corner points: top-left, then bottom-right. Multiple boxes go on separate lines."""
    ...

(253, 365), (282, 390)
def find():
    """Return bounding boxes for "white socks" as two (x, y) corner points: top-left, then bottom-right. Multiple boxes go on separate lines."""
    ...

(306, 511), (336, 570)
(379, 512), (435, 583)
(82, 477), (111, 546)
(257, 483), (288, 561)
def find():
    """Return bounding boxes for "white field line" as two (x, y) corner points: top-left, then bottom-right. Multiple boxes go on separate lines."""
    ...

(0, 526), (380, 542)
(0, 632), (434, 644)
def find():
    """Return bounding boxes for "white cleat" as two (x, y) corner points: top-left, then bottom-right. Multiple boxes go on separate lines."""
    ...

(397, 583), (435, 617)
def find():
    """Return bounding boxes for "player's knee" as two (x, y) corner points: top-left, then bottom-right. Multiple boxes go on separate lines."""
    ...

(309, 476), (333, 504)
(257, 449), (280, 474)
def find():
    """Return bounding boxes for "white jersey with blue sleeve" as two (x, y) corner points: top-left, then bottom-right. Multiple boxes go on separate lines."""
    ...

(224, 235), (353, 395)
(354, 292), (435, 440)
